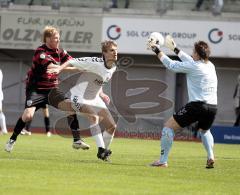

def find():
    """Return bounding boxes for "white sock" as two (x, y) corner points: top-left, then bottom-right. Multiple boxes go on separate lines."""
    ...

(159, 127), (174, 164)
(90, 123), (105, 148)
(0, 112), (7, 133)
(200, 130), (214, 160)
(93, 133), (105, 148)
(103, 131), (114, 149)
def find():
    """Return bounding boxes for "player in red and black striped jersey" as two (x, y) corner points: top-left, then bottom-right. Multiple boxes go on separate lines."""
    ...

(5, 26), (89, 152)
(26, 44), (71, 92)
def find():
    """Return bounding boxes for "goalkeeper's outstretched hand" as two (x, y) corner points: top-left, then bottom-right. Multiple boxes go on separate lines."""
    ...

(165, 35), (176, 51)
(147, 39), (161, 55)
(165, 35), (180, 54)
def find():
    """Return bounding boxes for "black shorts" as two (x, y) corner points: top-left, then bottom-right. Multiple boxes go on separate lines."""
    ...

(25, 88), (66, 109)
(173, 101), (217, 130)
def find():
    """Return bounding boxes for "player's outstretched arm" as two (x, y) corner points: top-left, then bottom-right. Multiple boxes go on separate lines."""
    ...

(46, 63), (62, 74)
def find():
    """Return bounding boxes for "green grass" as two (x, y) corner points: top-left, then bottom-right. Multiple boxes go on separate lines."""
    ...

(0, 134), (240, 195)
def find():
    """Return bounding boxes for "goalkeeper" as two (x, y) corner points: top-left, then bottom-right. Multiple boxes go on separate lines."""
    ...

(148, 35), (218, 168)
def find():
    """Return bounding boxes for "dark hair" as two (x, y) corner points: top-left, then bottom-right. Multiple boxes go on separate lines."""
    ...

(194, 41), (210, 61)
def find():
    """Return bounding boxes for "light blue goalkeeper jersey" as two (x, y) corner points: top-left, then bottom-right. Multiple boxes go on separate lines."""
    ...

(160, 51), (217, 105)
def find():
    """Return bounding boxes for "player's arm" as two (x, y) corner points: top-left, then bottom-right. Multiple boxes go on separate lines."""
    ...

(61, 66), (82, 73)
(47, 62), (71, 74)
(66, 57), (103, 73)
(148, 38), (192, 73)
(99, 88), (110, 105)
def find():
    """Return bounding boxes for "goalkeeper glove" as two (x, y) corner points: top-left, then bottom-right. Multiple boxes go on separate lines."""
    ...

(151, 46), (161, 55)
(147, 40), (161, 55)
(165, 35), (180, 55)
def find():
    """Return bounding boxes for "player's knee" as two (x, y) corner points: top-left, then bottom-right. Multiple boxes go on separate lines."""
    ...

(23, 114), (33, 122)
(88, 115), (99, 125)
(161, 127), (174, 138)
(105, 123), (116, 134)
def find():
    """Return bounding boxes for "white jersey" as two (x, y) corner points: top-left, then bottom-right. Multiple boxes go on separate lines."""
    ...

(69, 57), (116, 109)
(160, 51), (217, 105)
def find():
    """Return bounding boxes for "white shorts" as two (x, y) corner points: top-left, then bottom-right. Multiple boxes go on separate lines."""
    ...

(71, 94), (107, 113)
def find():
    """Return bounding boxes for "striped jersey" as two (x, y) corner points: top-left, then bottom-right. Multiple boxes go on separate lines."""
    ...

(26, 44), (72, 92)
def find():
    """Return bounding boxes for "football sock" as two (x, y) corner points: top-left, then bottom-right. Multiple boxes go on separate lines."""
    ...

(44, 117), (50, 133)
(200, 130), (214, 160)
(90, 124), (105, 148)
(0, 111), (7, 133)
(10, 117), (26, 141)
(160, 127), (174, 164)
(67, 114), (80, 142)
(103, 131), (114, 149)
(93, 133), (105, 148)
(25, 120), (32, 131)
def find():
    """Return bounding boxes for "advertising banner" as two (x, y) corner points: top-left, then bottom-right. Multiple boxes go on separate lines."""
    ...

(0, 12), (102, 52)
(103, 17), (240, 58)
(212, 126), (240, 144)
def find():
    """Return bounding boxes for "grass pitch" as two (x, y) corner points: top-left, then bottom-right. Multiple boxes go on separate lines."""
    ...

(0, 133), (240, 195)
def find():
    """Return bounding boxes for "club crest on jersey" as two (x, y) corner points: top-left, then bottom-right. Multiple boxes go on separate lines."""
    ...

(40, 54), (46, 59)
(27, 100), (33, 106)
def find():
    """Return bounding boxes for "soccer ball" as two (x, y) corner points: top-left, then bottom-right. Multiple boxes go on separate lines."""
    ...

(148, 32), (164, 46)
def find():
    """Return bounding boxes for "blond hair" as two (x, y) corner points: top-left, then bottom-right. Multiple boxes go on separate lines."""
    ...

(101, 40), (117, 52)
(42, 26), (59, 43)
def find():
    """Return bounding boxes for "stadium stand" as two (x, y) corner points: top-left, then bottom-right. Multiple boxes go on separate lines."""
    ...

(1, 0), (240, 13)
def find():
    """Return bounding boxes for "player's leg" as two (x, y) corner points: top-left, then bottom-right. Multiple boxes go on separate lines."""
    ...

(42, 105), (51, 136)
(21, 120), (32, 135)
(151, 102), (197, 167)
(98, 108), (116, 149)
(5, 107), (36, 152)
(79, 104), (111, 161)
(0, 100), (8, 134)
(81, 105), (104, 148)
(67, 113), (90, 150)
(198, 104), (217, 168)
(48, 89), (91, 148)
(199, 129), (215, 168)
(151, 116), (179, 167)
(13, 107), (36, 140)
(48, 88), (75, 113)
(5, 90), (47, 152)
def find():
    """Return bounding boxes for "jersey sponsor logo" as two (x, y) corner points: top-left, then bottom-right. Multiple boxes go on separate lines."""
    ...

(76, 58), (87, 62)
(94, 78), (107, 86)
(76, 57), (103, 63)
(91, 57), (103, 62)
